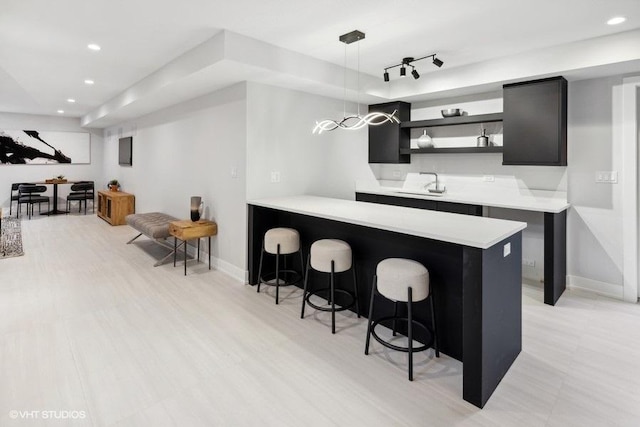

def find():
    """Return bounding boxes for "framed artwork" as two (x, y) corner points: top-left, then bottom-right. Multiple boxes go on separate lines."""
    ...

(0, 130), (91, 165)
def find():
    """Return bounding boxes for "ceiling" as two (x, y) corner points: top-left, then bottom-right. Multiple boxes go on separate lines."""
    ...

(1, 0), (639, 127)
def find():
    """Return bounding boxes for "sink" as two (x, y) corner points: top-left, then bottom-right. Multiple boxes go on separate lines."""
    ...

(393, 189), (445, 197)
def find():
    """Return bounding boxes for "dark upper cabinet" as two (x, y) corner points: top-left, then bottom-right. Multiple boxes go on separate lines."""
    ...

(368, 101), (411, 163)
(503, 76), (567, 166)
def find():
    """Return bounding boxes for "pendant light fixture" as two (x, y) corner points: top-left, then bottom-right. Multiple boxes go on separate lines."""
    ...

(313, 30), (399, 134)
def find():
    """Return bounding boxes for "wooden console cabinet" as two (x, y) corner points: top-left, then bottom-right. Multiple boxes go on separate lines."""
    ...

(97, 190), (135, 226)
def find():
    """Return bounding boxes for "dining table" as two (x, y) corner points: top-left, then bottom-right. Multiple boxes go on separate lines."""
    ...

(35, 179), (79, 215)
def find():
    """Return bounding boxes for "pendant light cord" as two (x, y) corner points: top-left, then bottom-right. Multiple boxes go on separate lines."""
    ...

(343, 43), (347, 118)
(357, 41), (360, 117)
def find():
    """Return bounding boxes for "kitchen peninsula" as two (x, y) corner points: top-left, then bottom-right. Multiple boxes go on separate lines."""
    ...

(247, 195), (526, 408)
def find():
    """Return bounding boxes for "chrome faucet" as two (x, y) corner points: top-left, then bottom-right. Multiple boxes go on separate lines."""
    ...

(420, 172), (446, 193)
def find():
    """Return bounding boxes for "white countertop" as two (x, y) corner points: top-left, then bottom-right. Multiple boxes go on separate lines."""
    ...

(356, 182), (569, 214)
(249, 195), (526, 249)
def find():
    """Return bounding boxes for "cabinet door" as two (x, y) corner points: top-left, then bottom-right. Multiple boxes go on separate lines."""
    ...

(503, 77), (567, 166)
(368, 102), (411, 164)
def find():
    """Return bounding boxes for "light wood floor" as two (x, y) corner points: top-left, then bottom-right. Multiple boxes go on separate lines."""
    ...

(1, 213), (640, 426)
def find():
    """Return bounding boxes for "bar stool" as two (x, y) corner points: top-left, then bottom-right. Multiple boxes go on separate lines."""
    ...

(365, 258), (439, 381)
(257, 227), (304, 304)
(300, 239), (360, 334)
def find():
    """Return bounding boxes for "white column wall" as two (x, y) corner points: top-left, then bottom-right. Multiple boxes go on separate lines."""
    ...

(0, 112), (103, 210)
(102, 84), (247, 280)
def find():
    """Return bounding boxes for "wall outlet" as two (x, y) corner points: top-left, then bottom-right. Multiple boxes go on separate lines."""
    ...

(483, 175), (495, 182)
(270, 171), (281, 183)
(231, 167), (238, 178)
(503, 242), (511, 257)
(392, 170), (402, 178)
(522, 259), (536, 267)
(596, 171), (618, 183)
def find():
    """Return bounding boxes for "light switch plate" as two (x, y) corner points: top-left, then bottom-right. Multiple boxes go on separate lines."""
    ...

(503, 242), (511, 257)
(270, 171), (281, 183)
(596, 171), (618, 183)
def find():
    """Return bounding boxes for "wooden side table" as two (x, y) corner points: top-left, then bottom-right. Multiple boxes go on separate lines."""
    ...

(168, 219), (218, 275)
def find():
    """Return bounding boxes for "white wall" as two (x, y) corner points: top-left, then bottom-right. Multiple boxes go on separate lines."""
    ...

(0, 112), (103, 210)
(102, 84), (247, 280)
(566, 76), (626, 297)
(246, 82), (376, 200)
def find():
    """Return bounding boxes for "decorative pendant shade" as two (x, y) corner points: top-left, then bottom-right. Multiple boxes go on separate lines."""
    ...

(313, 30), (399, 134)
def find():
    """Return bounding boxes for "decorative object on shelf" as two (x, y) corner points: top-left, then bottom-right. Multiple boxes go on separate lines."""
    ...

(441, 108), (463, 117)
(477, 128), (489, 147)
(383, 54), (443, 81)
(313, 30), (399, 134)
(108, 179), (120, 192)
(190, 196), (204, 222)
(417, 130), (434, 148)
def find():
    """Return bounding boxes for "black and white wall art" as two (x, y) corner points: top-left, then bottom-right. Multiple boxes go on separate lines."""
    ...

(0, 130), (91, 165)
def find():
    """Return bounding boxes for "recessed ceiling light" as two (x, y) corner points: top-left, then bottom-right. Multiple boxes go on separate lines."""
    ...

(87, 43), (101, 51)
(84, 79), (94, 85)
(607, 16), (626, 25)
(67, 98), (76, 103)
(57, 110), (64, 114)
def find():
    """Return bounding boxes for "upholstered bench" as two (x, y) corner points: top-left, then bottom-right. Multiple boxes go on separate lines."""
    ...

(125, 212), (179, 266)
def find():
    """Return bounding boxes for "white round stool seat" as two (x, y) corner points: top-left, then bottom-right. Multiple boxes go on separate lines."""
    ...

(310, 239), (352, 273)
(376, 258), (429, 302)
(264, 228), (300, 254)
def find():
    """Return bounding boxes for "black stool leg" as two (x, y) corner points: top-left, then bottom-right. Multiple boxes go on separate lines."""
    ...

(300, 254), (311, 319)
(430, 290), (440, 357)
(275, 244), (281, 305)
(257, 244), (265, 293)
(330, 260), (336, 334)
(392, 302), (399, 336)
(352, 264), (360, 317)
(408, 286), (414, 381)
(364, 276), (377, 355)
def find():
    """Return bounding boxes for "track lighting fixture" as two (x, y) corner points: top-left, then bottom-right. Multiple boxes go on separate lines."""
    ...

(382, 54), (443, 81)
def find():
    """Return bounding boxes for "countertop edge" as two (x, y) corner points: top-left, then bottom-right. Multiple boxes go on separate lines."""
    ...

(355, 187), (569, 213)
(248, 196), (527, 250)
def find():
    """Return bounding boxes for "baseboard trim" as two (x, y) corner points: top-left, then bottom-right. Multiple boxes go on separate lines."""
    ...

(567, 275), (624, 300)
(210, 257), (246, 284)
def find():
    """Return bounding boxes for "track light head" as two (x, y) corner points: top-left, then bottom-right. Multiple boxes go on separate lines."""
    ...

(400, 66), (406, 77)
(411, 67), (420, 79)
(432, 57), (444, 67)
(383, 70), (389, 82)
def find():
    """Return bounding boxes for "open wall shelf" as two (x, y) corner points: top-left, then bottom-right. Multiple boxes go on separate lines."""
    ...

(400, 146), (503, 154)
(401, 113), (503, 129)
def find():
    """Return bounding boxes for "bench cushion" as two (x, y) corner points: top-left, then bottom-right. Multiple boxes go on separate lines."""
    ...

(125, 212), (178, 239)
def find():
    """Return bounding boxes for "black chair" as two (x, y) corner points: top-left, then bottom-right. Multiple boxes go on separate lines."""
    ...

(9, 182), (32, 216)
(66, 181), (95, 214)
(17, 184), (49, 219)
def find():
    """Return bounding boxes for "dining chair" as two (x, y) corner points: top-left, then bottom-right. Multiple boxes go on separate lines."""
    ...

(66, 181), (95, 214)
(17, 184), (49, 219)
(9, 182), (32, 216)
